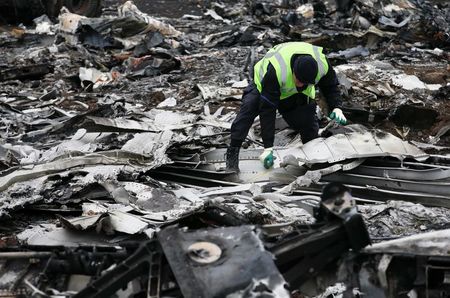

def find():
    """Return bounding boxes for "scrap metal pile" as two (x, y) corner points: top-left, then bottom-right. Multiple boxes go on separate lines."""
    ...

(0, 0), (449, 297)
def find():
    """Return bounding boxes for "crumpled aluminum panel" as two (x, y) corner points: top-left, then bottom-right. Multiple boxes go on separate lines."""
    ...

(200, 147), (306, 183)
(199, 147), (363, 184)
(297, 131), (428, 164)
(198, 131), (427, 183)
(364, 229), (450, 256)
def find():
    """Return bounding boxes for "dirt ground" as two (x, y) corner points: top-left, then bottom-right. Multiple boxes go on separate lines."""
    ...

(104, 0), (205, 17)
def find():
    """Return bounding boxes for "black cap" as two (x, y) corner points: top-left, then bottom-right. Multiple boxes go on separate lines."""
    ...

(293, 56), (318, 85)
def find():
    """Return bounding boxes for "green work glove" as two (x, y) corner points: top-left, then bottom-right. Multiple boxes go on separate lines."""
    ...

(329, 108), (347, 125)
(259, 147), (274, 169)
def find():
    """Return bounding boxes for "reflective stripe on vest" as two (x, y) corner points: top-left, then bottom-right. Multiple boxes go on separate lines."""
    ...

(313, 46), (325, 80)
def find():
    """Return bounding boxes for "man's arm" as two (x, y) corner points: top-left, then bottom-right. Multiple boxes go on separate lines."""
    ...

(259, 63), (280, 148)
(317, 57), (343, 111)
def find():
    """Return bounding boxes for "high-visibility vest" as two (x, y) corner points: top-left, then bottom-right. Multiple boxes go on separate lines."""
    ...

(254, 42), (329, 100)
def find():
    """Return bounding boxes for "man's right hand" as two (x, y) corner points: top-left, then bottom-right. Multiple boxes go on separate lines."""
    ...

(259, 148), (274, 169)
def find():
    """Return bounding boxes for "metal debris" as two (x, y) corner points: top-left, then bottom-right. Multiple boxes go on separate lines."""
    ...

(0, 0), (449, 296)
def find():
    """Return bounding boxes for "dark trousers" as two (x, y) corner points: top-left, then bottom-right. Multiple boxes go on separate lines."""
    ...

(278, 94), (319, 143)
(230, 84), (319, 146)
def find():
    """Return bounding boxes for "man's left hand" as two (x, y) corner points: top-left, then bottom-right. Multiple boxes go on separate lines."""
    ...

(329, 108), (347, 125)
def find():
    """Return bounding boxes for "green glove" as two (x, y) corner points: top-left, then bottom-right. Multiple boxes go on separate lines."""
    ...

(259, 148), (274, 169)
(329, 108), (347, 125)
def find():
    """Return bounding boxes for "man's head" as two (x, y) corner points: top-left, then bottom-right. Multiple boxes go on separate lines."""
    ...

(293, 56), (318, 87)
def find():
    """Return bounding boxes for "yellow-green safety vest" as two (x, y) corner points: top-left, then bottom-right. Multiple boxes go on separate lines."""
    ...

(254, 42), (329, 100)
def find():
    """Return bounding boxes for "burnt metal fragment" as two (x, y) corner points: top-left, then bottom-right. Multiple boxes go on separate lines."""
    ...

(73, 240), (165, 298)
(268, 183), (370, 288)
(158, 225), (290, 298)
(391, 105), (438, 129)
(0, 64), (53, 82)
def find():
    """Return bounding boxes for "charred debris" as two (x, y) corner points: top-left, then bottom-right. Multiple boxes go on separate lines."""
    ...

(0, 0), (449, 297)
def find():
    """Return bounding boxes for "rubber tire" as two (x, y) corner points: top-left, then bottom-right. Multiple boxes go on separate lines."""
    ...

(59, 0), (102, 17)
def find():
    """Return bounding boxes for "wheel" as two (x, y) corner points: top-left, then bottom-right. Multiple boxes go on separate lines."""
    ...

(59, 0), (102, 17)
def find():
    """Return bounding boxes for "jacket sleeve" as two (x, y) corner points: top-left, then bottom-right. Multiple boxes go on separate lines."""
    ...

(259, 63), (280, 148)
(317, 57), (343, 111)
